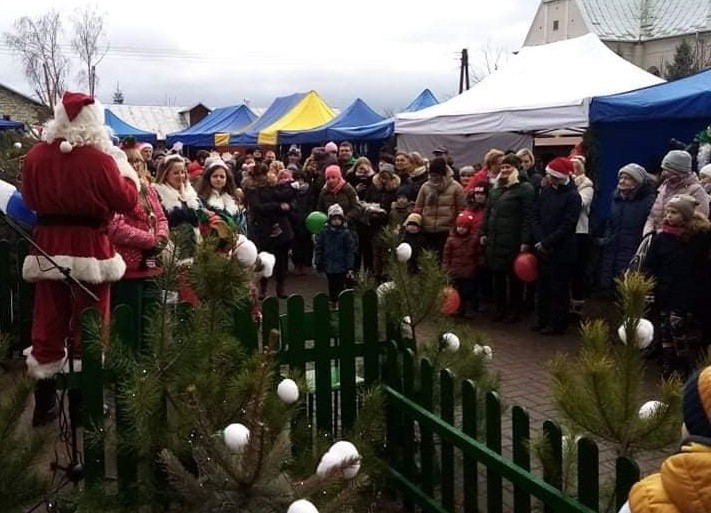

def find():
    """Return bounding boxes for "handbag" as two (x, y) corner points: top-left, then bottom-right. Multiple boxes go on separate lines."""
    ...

(627, 233), (653, 274)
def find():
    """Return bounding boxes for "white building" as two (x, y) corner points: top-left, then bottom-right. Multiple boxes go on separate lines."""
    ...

(524, 0), (711, 75)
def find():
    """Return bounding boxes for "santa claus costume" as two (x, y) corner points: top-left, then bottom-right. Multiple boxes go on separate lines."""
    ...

(21, 91), (139, 424)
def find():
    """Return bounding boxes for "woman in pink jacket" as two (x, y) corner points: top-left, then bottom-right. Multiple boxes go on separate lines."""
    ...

(109, 147), (169, 348)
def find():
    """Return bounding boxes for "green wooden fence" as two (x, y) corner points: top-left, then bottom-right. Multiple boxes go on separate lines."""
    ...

(0, 240), (642, 512)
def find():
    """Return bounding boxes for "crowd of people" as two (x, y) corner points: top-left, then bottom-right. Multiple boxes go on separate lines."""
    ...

(125, 137), (711, 379)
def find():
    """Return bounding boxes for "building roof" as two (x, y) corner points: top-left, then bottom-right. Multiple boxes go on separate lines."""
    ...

(576, 0), (710, 42)
(0, 83), (47, 108)
(105, 105), (189, 140)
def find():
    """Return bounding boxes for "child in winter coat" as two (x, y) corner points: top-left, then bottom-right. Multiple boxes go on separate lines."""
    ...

(402, 213), (426, 273)
(642, 194), (711, 378)
(389, 186), (413, 232)
(315, 204), (356, 306)
(443, 212), (481, 316)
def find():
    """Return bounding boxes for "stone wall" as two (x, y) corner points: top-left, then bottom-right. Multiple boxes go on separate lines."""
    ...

(0, 86), (50, 125)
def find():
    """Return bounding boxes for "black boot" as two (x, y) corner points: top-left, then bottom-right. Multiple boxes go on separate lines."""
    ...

(32, 378), (58, 427)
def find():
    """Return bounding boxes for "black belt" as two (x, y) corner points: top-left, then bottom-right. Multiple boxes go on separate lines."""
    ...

(36, 214), (105, 228)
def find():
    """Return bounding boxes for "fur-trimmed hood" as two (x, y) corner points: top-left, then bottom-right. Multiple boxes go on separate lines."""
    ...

(687, 211), (711, 234)
(410, 165), (428, 178)
(372, 172), (401, 191)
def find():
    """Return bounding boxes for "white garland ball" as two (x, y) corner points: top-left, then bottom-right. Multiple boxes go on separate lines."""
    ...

(316, 451), (343, 477)
(234, 235), (258, 267)
(639, 400), (664, 419)
(277, 378), (299, 404)
(376, 281), (395, 300)
(223, 423), (250, 453)
(329, 440), (359, 460)
(13, 142), (22, 149)
(442, 332), (460, 353)
(482, 345), (493, 360)
(287, 499), (319, 513)
(617, 318), (654, 349)
(400, 316), (414, 339)
(395, 242), (412, 262)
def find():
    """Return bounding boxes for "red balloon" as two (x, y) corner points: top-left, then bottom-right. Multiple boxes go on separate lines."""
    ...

(440, 286), (461, 316)
(513, 252), (538, 283)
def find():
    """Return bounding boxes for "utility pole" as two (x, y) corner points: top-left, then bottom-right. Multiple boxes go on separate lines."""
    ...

(459, 48), (470, 94)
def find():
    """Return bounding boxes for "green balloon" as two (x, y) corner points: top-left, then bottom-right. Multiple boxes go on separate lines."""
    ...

(305, 211), (328, 234)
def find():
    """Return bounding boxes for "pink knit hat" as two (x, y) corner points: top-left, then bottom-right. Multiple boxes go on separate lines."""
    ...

(325, 141), (338, 153)
(325, 165), (342, 180)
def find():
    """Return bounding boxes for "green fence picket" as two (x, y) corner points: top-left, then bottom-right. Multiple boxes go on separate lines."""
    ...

(462, 380), (479, 513)
(313, 294), (333, 434)
(512, 405), (531, 513)
(578, 437), (600, 511)
(543, 420), (563, 513)
(0, 240), (11, 339)
(233, 301), (258, 353)
(615, 456), (640, 511)
(486, 391), (503, 513)
(361, 290), (379, 385)
(440, 369), (455, 512)
(17, 240), (32, 349)
(419, 358), (435, 497)
(285, 295), (306, 369)
(338, 290), (356, 432)
(80, 308), (105, 486)
(401, 348), (416, 511)
(261, 296), (280, 348)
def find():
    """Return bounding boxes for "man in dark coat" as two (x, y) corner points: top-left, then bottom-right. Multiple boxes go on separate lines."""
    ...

(532, 157), (582, 335)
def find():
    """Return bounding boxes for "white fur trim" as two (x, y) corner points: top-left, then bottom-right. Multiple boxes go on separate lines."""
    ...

(257, 251), (275, 278)
(207, 191), (238, 215)
(698, 143), (711, 171)
(108, 146), (140, 191)
(546, 167), (568, 180)
(153, 183), (200, 211)
(59, 140), (73, 153)
(22, 252), (126, 284)
(25, 352), (66, 379)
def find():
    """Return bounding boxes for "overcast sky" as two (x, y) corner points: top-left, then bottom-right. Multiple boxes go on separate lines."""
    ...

(0, 1), (540, 113)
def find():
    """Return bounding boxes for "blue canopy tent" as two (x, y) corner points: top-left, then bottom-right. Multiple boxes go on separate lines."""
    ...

(589, 69), (711, 222)
(166, 104), (256, 147)
(229, 93), (307, 146)
(328, 118), (394, 141)
(278, 98), (387, 144)
(0, 119), (23, 130)
(104, 109), (157, 144)
(403, 88), (439, 112)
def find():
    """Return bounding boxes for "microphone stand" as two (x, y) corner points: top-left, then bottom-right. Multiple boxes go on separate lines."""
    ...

(0, 210), (96, 485)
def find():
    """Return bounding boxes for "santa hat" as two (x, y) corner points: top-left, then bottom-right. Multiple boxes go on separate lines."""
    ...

(256, 251), (275, 279)
(55, 92), (105, 153)
(545, 157), (574, 179)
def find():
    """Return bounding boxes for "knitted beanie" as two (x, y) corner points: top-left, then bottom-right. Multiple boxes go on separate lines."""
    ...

(618, 163), (647, 185)
(661, 150), (692, 174)
(683, 366), (711, 437)
(325, 165), (342, 180)
(429, 157), (447, 176)
(666, 194), (698, 221)
(327, 203), (344, 220)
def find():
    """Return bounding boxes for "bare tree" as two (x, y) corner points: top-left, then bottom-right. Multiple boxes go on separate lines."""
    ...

(470, 39), (511, 83)
(3, 10), (69, 109)
(71, 5), (108, 97)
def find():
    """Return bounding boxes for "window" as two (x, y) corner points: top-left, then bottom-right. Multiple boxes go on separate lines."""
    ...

(553, 20), (559, 30)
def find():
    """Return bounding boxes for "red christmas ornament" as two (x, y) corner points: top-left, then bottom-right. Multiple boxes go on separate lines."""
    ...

(513, 252), (538, 283)
(440, 286), (461, 316)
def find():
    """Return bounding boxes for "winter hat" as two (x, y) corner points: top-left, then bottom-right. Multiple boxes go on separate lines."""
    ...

(54, 91), (105, 153)
(288, 144), (301, 155)
(256, 251), (276, 279)
(403, 213), (422, 227)
(455, 212), (474, 230)
(618, 163), (647, 185)
(666, 194), (698, 221)
(396, 184), (411, 199)
(683, 365), (711, 438)
(432, 145), (448, 155)
(325, 165), (342, 180)
(700, 163), (711, 179)
(545, 157), (574, 179)
(328, 203), (344, 220)
(471, 181), (490, 195)
(661, 150), (693, 174)
(379, 162), (395, 174)
(502, 153), (522, 169)
(429, 157), (448, 176)
(325, 141), (339, 153)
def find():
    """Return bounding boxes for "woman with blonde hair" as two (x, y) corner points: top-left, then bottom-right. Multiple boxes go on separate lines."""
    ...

(469, 149), (504, 191)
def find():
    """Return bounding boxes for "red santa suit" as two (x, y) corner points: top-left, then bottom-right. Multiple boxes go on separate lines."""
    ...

(21, 92), (139, 378)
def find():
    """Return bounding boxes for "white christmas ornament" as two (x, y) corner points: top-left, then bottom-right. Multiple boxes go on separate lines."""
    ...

(376, 281), (395, 300)
(329, 440), (359, 460)
(639, 400), (664, 419)
(316, 450), (342, 477)
(400, 316), (413, 339)
(287, 499), (319, 513)
(277, 378), (299, 404)
(234, 235), (258, 267)
(617, 318), (654, 349)
(223, 423), (250, 453)
(395, 242), (412, 262)
(442, 332), (460, 353)
(482, 345), (493, 360)
(13, 142), (21, 149)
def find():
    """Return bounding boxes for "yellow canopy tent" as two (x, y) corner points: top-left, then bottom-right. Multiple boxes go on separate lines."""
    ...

(257, 90), (336, 146)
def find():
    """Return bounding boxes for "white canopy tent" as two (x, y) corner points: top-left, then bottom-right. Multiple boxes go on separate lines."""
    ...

(395, 34), (664, 165)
